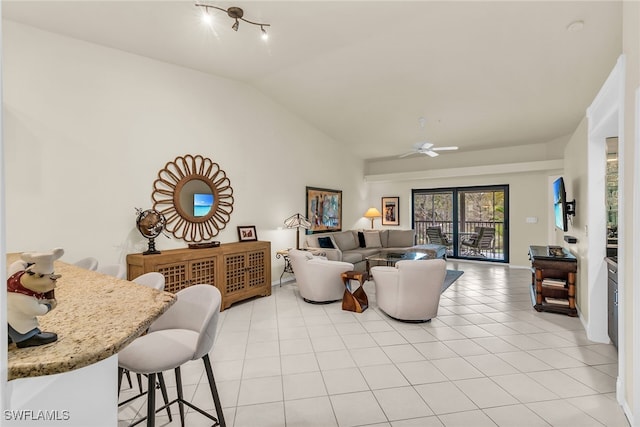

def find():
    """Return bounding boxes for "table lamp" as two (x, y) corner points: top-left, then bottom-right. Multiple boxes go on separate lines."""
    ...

(284, 213), (311, 249)
(363, 207), (382, 229)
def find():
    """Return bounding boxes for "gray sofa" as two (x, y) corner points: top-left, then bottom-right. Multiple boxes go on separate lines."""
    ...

(303, 229), (417, 269)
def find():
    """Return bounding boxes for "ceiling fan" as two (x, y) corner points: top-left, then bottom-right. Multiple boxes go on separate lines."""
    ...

(398, 141), (459, 158)
(398, 116), (459, 158)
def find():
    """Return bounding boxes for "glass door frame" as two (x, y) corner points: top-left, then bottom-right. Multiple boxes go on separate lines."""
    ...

(412, 184), (509, 263)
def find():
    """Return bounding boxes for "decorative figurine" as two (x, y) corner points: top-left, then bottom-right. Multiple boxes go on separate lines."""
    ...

(7, 248), (64, 348)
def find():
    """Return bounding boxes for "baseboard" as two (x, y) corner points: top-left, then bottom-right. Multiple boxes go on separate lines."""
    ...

(621, 396), (635, 427)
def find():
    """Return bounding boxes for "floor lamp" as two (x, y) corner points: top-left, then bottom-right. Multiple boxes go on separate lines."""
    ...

(363, 207), (382, 229)
(284, 213), (311, 249)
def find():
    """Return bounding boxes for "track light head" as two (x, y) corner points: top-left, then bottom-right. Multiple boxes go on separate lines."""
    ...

(226, 6), (243, 20)
(232, 19), (239, 31)
(201, 9), (212, 25)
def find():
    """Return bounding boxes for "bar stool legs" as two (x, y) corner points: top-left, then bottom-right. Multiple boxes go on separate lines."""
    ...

(204, 354), (226, 427)
(119, 357), (226, 427)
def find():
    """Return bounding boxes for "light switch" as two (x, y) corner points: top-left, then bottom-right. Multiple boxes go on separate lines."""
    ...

(526, 217), (538, 223)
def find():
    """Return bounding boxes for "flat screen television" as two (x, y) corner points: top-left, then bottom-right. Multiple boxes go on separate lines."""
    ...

(553, 177), (568, 232)
(193, 193), (214, 217)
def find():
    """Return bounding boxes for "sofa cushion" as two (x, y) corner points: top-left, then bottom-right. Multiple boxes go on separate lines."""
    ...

(357, 231), (366, 248)
(386, 229), (415, 248)
(364, 231), (382, 248)
(351, 248), (381, 257)
(317, 236), (335, 249)
(341, 251), (364, 264)
(333, 231), (359, 251)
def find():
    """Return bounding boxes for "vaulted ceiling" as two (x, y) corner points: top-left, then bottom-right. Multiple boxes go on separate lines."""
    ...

(3, 1), (622, 160)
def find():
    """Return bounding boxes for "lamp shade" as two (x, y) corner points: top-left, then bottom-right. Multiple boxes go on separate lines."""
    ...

(363, 207), (382, 229)
(284, 213), (311, 250)
(363, 208), (382, 219)
(284, 213), (311, 229)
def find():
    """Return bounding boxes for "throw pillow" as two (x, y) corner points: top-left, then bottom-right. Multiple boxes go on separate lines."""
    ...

(357, 231), (366, 248)
(317, 237), (335, 249)
(364, 231), (382, 248)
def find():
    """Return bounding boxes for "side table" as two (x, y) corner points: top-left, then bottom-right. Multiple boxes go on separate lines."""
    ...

(340, 270), (369, 313)
(276, 249), (293, 286)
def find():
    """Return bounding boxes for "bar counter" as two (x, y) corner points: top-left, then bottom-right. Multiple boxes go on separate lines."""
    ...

(7, 253), (176, 380)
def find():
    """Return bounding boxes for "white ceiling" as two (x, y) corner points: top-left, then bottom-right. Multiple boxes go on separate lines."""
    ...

(2, 1), (622, 160)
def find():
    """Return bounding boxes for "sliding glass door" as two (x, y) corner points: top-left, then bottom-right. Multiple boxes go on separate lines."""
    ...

(412, 185), (508, 262)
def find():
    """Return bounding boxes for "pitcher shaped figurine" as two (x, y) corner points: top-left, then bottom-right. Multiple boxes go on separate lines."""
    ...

(7, 248), (64, 348)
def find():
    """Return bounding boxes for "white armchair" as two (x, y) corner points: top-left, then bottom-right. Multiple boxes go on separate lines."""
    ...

(288, 249), (354, 303)
(371, 258), (446, 322)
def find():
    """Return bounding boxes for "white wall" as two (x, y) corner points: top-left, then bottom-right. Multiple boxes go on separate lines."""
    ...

(562, 117), (592, 320)
(2, 21), (365, 282)
(622, 0), (640, 421)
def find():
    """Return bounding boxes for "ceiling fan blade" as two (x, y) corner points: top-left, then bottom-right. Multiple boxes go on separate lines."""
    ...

(424, 150), (439, 157)
(432, 146), (459, 151)
(416, 141), (434, 150)
(398, 151), (416, 158)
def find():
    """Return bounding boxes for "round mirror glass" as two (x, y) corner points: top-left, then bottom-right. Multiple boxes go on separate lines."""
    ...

(179, 179), (214, 219)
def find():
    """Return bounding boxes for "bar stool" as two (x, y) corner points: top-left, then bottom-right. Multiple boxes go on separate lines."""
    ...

(72, 257), (99, 271)
(118, 284), (225, 426)
(96, 263), (126, 280)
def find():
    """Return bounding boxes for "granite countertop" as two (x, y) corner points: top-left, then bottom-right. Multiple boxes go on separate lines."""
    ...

(7, 253), (176, 380)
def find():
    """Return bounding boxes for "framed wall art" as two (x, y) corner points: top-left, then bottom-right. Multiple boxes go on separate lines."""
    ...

(306, 186), (342, 233)
(381, 196), (400, 226)
(237, 225), (257, 242)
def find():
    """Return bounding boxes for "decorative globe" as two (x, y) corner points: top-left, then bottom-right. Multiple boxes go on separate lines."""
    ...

(135, 209), (166, 254)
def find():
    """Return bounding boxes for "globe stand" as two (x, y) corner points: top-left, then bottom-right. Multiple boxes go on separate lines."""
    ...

(143, 237), (161, 255)
(136, 208), (166, 256)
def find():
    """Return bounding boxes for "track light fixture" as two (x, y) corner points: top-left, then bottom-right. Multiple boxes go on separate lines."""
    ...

(196, 3), (270, 39)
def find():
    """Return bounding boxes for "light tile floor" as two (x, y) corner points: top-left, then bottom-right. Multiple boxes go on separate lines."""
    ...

(118, 261), (630, 427)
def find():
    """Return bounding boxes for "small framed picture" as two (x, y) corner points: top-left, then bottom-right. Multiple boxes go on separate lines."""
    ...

(237, 225), (257, 242)
(381, 197), (400, 226)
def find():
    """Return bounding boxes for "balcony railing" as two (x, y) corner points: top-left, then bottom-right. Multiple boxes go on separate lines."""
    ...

(414, 220), (505, 260)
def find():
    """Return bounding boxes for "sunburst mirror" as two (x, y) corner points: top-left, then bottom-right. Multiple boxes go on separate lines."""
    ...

(151, 154), (234, 242)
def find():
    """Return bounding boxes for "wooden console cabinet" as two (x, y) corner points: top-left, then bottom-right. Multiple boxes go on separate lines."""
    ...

(529, 245), (578, 317)
(127, 241), (271, 310)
